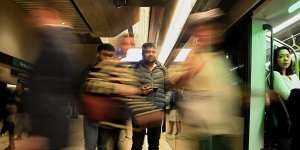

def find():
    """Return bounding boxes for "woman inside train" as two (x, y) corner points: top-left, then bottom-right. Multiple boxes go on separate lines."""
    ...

(272, 46), (300, 150)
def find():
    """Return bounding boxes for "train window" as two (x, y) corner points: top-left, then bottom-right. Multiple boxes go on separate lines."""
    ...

(173, 48), (192, 62)
(120, 48), (142, 62)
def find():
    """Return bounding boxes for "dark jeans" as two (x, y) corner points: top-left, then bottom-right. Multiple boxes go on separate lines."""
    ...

(98, 126), (121, 150)
(84, 118), (121, 150)
(84, 118), (99, 150)
(266, 137), (292, 150)
(131, 121), (161, 150)
(288, 89), (300, 150)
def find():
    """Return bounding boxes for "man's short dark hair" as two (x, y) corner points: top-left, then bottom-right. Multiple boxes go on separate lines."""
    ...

(97, 43), (115, 53)
(142, 42), (156, 52)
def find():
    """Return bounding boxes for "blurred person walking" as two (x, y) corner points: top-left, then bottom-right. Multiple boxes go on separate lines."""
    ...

(0, 81), (16, 150)
(114, 34), (136, 139)
(13, 82), (30, 140)
(169, 9), (243, 150)
(82, 43), (142, 150)
(83, 43), (119, 150)
(166, 90), (182, 135)
(115, 34), (135, 59)
(23, 7), (85, 150)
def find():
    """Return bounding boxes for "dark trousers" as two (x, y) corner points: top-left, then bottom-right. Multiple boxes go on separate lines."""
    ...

(131, 121), (161, 150)
(0, 120), (15, 136)
(288, 89), (300, 150)
(98, 126), (121, 150)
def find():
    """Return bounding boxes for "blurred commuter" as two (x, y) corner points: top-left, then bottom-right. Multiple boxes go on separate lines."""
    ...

(83, 43), (142, 150)
(0, 81), (16, 150)
(115, 34), (135, 59)
(13, 82), (30, 140)
(83, 43), (117, 150)
(23, 7), (85, 150)
(131, 42), (170, 150)
(0, 82), (8, 122)
(166, 90), (182, 135)
(115, 33), (136, 138)
(169, 9), (243, 150)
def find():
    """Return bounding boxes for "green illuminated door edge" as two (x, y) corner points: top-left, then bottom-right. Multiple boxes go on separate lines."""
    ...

(248, 19), (267, 150)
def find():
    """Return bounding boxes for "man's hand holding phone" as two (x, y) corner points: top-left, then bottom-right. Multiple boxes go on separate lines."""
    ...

(141, 84), (153, 95)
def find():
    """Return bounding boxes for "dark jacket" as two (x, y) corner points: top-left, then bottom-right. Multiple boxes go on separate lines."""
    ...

(25, 26), (84, 149)
(135, 61), (168, 108)
(0, 87), (9, 120)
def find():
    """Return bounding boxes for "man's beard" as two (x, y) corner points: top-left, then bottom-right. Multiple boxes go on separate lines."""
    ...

(144, 57), (156, 64)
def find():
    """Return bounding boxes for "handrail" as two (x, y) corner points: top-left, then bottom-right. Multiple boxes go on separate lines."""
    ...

(263, 24), (274, 89)
(282, 32), (300, 42)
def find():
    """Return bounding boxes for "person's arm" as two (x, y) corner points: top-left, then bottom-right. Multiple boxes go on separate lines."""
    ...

(166, 65), (191, 87)
(273, 71), (290, 100)
(85, 77), (141, 96)
(167, 52), (208, 87)
(85, 63), (142, 96)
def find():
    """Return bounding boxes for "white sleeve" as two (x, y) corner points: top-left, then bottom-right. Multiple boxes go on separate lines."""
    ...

(273, 71), (290, 100)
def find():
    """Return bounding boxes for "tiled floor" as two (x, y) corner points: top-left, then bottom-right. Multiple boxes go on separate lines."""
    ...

(0, 116), (174, 150)
(1, 117), (244, 150)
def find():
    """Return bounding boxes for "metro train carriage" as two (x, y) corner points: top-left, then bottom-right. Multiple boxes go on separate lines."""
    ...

(0, 0), (299, 150)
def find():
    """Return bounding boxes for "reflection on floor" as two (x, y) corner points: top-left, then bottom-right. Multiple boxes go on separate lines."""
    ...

(0, 116), (174, 150)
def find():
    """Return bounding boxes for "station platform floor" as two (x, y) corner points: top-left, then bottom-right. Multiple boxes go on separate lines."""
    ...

(0, 116), (183, 150)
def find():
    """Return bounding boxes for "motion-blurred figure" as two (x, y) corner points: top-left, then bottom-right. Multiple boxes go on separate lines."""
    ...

(23, 7), (84, 150)
(0, 81), (16, 150)
(169, 9), (243, 150)
(114, 34), (136, 139)
(166, 90), (182, 135)
(83, 43), (119, 150)
(82, 43), (142, 150)
(115, 34), (135, 59)
(13, 82), (30, 140)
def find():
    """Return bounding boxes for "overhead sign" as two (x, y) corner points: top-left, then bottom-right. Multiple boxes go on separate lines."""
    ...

(0, 52), (12, 66)
(12, 58), (33, 71)
(0, 52), (33, 85)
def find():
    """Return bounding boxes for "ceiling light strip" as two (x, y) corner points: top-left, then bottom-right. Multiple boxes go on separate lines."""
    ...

(173, 48), (192, 62)
(273, 13), (300, 33)
(158, 0), (196, 64)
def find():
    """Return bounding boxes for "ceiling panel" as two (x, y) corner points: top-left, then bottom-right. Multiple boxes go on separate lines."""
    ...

(12, 0), (90, 33)
(253, 0), (300, 43)
(120, 0), (168, 6)
(148, 7), (166, 45)
(101, 7), (150, 48)
(74, 0), (139, 37)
